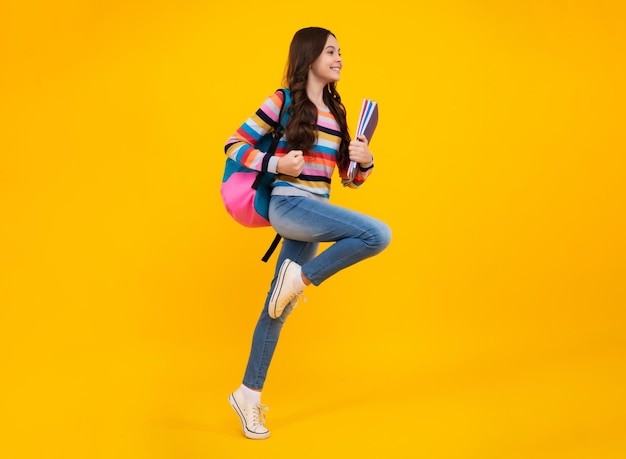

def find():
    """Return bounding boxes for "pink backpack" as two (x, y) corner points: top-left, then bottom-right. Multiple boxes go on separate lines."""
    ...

(220, 89), (291, 261)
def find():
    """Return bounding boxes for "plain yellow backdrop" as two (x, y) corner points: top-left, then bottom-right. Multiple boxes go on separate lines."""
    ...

(1, 1), (625, 458)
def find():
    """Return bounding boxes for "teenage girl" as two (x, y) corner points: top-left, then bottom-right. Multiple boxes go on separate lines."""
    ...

(225, 26), (391, 439)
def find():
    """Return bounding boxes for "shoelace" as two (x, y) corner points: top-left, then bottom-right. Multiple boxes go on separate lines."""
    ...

(288, 292), (307, 311)
(252, 404), (269, 426)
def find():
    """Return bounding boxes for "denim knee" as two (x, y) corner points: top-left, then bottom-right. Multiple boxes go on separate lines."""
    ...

(367, 219), (392, 254)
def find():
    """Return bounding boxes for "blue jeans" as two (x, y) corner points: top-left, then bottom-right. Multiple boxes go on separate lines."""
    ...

(242, 195), (392, 390)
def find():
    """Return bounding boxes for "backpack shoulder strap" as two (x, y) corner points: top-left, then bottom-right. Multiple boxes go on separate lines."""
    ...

(261, 233), (282, 263)
(260, 88), (291, 263)
(275, 88), (291, 133)
(259, 88), (290, 173)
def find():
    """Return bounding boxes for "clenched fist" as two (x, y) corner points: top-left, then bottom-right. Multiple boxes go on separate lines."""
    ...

(277, 150), (305, 177)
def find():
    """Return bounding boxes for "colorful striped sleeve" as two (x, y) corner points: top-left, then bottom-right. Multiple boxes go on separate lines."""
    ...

(224, 90), (286, 172)
(339, 157), (374, 188)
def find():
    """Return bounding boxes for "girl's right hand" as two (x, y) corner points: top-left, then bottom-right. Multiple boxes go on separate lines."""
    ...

(276, 150), (304, 177)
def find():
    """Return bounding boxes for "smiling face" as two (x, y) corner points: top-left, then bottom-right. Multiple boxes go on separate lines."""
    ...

(308, 34), (342, 85)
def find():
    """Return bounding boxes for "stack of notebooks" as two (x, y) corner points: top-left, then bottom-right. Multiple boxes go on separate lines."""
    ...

(347, 98), (379, 180)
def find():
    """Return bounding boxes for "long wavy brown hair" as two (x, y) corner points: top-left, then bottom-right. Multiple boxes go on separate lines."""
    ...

(283, 27), (351, 171)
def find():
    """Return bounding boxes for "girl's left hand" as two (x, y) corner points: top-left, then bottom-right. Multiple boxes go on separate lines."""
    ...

(348, 135), (374, 166)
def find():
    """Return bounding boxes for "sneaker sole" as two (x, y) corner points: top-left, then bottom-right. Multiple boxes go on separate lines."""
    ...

(228, 393), (270, 440)
(268, 259), (292, 319)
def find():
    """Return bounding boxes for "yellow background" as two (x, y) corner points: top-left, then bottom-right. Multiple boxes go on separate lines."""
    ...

(1, 1), (625, 458)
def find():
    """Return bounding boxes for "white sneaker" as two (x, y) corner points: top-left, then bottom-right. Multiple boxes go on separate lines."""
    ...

(228, 388), (270, 440)
(269, 259), (304, 319)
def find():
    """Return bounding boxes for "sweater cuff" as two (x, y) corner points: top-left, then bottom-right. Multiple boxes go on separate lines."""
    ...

(267, 156), (280, 174)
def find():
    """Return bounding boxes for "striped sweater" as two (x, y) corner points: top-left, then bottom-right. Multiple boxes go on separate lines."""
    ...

(224, 89), (373, 199)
